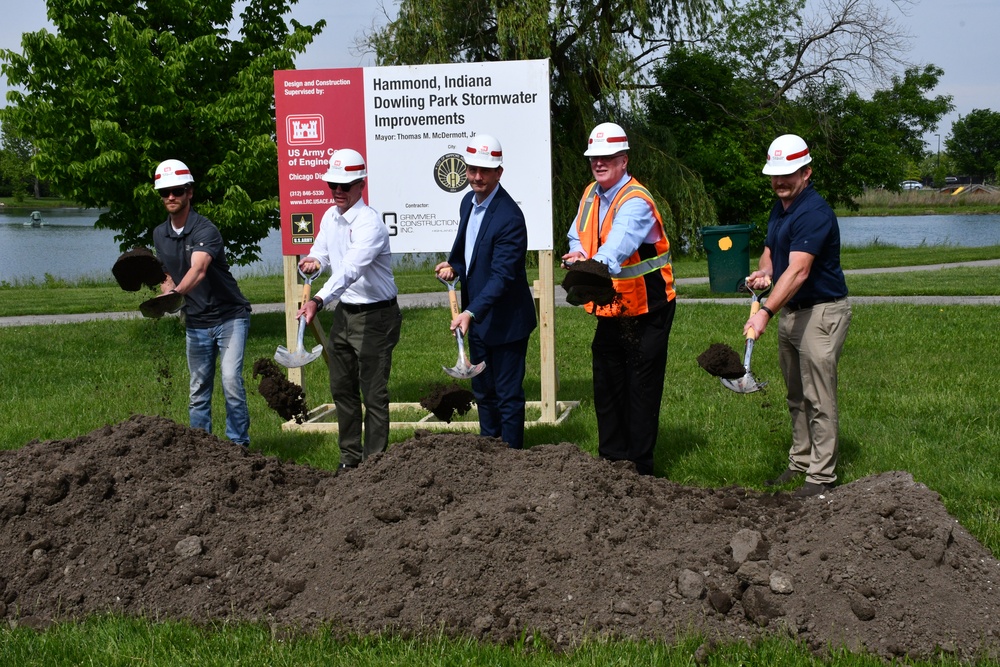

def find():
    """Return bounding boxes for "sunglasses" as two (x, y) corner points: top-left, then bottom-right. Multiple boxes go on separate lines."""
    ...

(158, 187), (189, 198)
(327, 179), (363, 192)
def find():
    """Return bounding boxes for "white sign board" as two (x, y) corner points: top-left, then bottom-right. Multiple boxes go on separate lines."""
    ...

(274, 59), (553, 255)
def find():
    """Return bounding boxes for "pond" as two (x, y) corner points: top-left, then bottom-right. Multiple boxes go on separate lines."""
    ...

(2, 209), (998, 284)
(0, 208), (284, 284)
(838, 214), (1000, 248)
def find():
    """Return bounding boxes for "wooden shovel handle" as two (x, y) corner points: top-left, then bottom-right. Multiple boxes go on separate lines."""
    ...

(746, 299), (761, 340)
(447, 287), (462, 320)
(300, 280), (311, 305)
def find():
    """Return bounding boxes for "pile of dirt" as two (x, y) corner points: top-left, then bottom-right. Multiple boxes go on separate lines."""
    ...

(697, 343), (747, 379)
(0, 415), (997, 662)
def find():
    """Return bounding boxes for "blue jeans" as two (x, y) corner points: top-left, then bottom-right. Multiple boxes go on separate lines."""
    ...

(186, 316), (251, 445)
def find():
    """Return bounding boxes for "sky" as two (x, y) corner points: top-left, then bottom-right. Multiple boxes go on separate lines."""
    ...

(1, 0), (998, 151)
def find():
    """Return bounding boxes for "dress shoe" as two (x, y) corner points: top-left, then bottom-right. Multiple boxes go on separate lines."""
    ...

(765, 468), (803, 486)
(793, 482), (833, 497)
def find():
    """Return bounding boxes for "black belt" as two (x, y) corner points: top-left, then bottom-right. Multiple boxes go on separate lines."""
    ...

(784, 296), (844, 312)
(339, 297), (397, 314)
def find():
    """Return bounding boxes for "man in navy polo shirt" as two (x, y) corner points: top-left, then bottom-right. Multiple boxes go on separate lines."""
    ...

(743, 134), (852, 497)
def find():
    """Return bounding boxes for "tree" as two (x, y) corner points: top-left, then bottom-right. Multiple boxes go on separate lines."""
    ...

(0, 131), (35, 201)
(699, 0), (915, 105)
(642, 0), (951, 229)
(947, 109), (1000, 181)
(0, 0), (323, 263)
(366, 0), (725, 254)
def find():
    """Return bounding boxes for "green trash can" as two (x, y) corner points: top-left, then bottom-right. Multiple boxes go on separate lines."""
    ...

(701, 224), (752, 293)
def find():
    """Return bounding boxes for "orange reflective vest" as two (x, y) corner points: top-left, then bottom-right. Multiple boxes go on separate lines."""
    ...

(573, 177), (675, 317)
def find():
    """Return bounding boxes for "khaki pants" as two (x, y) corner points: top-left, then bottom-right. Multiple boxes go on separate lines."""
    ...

(778, 299), (852, 485)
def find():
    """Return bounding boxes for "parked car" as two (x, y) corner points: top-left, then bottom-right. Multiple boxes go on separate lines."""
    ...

(900, 180), (923, 190)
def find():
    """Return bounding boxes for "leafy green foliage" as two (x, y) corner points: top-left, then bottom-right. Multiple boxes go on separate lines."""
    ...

(947, 108), (1000, 180)
(646, 40), (952, 224)
(368, 0), (724, 255)
(0, 0), (324, 264)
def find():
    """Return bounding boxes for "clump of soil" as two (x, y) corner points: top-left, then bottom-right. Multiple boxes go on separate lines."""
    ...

(698, 342), (747, 379)
(1, 415), (998, 663)
(252, 358), (309, 423)
(419, 382), (476, 422)
(562, 259), (618, 307)
(112, 247), (166, 292)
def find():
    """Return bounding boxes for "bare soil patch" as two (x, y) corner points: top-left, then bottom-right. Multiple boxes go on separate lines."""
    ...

(0, 415), (997, 662)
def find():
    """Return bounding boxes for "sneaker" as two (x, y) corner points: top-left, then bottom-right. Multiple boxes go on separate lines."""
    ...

(793, 482), (833, 497)
(765, 468), (803, 486)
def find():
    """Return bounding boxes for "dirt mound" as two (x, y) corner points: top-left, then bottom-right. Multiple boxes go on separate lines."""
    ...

(0, 415), (997, 662)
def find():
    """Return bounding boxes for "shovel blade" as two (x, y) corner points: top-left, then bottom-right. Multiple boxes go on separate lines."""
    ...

(274, 344), (324, 369)
(720, 373), (767, 394)
(443, 360), (486, 380)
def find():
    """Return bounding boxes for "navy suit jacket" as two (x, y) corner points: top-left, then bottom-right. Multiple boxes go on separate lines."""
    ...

(447, 184), (537, 346)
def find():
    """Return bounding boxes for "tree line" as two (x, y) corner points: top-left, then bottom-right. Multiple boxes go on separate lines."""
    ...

(0, 0), (997, 260)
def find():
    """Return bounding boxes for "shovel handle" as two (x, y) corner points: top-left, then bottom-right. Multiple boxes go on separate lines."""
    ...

(446, 286), (462, 321)
(745, 297), (761, 341)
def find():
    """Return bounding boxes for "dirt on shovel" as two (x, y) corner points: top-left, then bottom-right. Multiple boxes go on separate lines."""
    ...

(112, 247), (167, 292)
(252, 358), (309, 423)
(561, 259), (618, 307)
(697, 342), (746, 380)
(419, 382), (476, 423)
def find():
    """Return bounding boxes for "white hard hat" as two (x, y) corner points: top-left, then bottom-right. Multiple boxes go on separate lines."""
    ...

(463, 134), (503, 168)
(584, 122), (629, 157)
(322, 149), (367, 183)
(154, 159), (194, 189)
(762, 134), (812, 175)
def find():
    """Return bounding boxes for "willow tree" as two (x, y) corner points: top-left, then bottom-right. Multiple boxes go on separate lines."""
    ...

(0, 0), (324, 263)
(367, 0), (724, 254)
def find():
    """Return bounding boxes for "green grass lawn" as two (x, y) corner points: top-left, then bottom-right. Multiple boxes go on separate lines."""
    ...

(0, 244), (997, 665)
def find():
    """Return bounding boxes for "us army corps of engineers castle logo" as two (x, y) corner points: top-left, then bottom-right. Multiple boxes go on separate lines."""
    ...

(434, 153), (468, 193)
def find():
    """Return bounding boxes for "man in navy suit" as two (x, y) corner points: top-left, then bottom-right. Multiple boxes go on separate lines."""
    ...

(435, 134), (537, 449)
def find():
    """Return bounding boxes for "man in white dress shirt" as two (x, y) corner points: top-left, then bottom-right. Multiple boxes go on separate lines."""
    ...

(297, 149), (401, 471)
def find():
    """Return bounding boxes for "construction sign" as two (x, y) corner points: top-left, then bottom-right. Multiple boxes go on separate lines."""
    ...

(273, 59), (553, 255)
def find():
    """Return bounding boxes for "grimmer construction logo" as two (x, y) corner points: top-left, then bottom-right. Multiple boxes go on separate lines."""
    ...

(286, 114), (324, 145)
(290, 213), (315, 245)
(434, 153), (468, 193)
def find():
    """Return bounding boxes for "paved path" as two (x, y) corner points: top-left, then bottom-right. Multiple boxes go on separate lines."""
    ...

(2, 260), (997, 328)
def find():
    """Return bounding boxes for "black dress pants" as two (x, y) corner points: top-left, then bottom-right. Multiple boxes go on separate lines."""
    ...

(591, 299), (675, 475)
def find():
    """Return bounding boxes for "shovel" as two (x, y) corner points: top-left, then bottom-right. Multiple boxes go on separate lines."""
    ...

(139, 291), (184, 319)
(721, 281), (770, 394)
(274, 268), (324, 369)
(438, 276), (485, 380)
